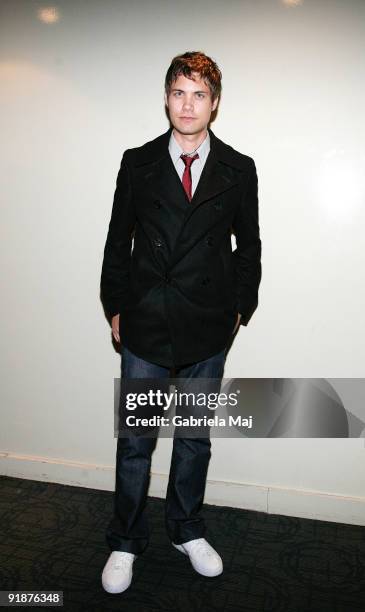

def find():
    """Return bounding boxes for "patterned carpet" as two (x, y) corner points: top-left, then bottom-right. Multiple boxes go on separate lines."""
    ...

(0, 475), (364, 612)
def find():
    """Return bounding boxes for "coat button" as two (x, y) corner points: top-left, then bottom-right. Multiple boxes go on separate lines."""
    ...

(201, 276), (211, 286)
(154, 199), (161, 209)
(206, 235), (214, 247)
(153, 237), (163, 247)
(213, 201), (222, 210)
(164, 273), (171, 284)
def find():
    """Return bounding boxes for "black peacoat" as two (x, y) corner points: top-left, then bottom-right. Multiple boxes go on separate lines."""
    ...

(100, 126), (262, 367)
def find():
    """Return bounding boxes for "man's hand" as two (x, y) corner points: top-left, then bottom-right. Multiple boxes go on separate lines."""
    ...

(232, 312), (242, 335)
(111, 314), (120, 343)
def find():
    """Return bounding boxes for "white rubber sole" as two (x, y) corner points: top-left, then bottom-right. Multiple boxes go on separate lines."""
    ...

(102, 580), (132, 595)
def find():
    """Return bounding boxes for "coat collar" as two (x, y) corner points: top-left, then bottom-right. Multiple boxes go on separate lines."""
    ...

(134, 126), (243, 211)
(134, 125), (244, 172)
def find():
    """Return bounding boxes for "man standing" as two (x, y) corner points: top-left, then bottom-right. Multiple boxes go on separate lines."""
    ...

(100, 51), (261, 593)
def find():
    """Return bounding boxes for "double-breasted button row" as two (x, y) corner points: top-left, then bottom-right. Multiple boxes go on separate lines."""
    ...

(155, 199), (220, 211)
(153, 230), (214, 252)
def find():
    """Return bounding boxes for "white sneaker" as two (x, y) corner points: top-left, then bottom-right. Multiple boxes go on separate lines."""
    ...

(172, 538), (223, 577)
(101, 551), (136, 594)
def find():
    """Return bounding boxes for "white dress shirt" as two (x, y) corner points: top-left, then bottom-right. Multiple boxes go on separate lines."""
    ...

(168, 129), (210, 197)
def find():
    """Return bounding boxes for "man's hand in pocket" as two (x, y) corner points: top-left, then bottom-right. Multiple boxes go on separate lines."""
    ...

(111, 314), (120, 343)
(232, 312), (242, 335)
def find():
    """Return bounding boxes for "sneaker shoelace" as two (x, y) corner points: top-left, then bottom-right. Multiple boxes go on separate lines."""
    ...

(188, 539), (215, 557)
(112, 553), (134, 570)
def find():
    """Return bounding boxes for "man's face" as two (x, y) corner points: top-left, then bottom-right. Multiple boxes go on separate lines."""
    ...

(164, 72), (218, 136)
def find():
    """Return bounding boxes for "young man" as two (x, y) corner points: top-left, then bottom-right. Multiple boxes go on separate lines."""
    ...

(100, 51), (262, 593)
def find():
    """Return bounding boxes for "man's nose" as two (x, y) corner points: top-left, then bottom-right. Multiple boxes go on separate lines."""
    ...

(182, 96), (194, 110)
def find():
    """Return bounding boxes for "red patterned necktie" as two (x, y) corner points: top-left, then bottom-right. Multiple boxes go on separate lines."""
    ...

(180, 153), (199, 202)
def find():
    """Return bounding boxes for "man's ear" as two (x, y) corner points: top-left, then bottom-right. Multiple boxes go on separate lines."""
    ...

(212, 96), (219, 112)
(164, 91), (168, 107)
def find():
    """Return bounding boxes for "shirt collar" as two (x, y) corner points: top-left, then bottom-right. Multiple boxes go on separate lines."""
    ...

(169, 129), (210, 165)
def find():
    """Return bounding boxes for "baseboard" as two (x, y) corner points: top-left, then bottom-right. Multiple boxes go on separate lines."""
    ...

(1, 451), (364, 527)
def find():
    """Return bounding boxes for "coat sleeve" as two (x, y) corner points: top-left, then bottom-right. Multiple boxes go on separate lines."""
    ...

(232, 158), (262, 326)
(100, 150), (136, 319)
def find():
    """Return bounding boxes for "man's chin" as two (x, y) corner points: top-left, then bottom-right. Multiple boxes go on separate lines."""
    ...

(172, 121), (205, 136)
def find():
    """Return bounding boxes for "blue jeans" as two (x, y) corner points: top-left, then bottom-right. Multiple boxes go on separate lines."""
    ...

(106, 345), (227, 554)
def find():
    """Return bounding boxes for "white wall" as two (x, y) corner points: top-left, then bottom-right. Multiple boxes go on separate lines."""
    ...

(1, 0), (365, 525)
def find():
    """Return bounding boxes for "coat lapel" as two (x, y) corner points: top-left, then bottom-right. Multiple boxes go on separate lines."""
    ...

(190, 140), (238, 207)
(135, 126), (240, 208)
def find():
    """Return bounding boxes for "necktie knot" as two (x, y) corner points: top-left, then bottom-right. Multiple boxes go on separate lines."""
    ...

(180, 152), (199, 168)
